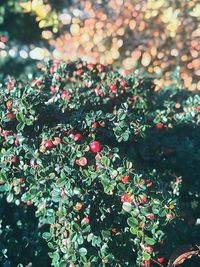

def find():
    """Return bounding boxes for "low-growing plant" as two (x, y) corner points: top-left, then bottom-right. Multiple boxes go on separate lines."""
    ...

(0, 61), (199, 266)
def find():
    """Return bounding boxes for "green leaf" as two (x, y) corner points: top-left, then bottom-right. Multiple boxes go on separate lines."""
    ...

(143, 251), (151, 260)
(130, 227), (138, 235)
(59, 261), (67, 267)
(16, 112), (25, 123)
(0, 172), (7, 184)
(79, 247), (87, 257)
(48, 242), (55, 249)
(42, 232), (52, 241)
(6, 193), (14, 203)
(52, 252), (60, 263)
(122, 202), (132, 212)
(145, 237), (156, 245)
(127, 217), (139, 227)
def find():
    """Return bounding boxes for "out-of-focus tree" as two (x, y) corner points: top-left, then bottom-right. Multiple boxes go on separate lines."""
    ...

(48, 0), (200, 90)
(0, 0), (199, 90)
(0, 0), (57, 78)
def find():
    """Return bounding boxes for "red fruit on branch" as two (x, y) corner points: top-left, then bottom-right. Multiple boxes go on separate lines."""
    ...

(121, 193), (133, 202)
(26, 201), (33, 206)
(7, 81), (15, 90)
(97, 65), (104, 72)
(53, 137), (61, 145)
(14, 139), (19, 145)
(157, 257), (165, 263)
(120, 79), (127, 87)
(6, 100), (12, 109)
(146, 179), (153, 187)
(50, 86), (56, 93)
(11, 157), (17, 163)
(50, 65), (58, 74)
(76, 69), (83, 76)
(61, 91), (71, 100)
(82, 217), (90, 224)
(74, 133), (82, 141)
(144, 245), (154, 253)
(76, 157), (87, 166)
(66, 129), (74, 136)
(87, 63), (94, 69)
(1, 36), (8, 43)
(109, 84), (117, 91)
(138, 195), (148, 204)
(156, 123), (164, 129)
(121, 176), (129, 183)
(2, 130), (9, 136)
(90, 141), (101, 153)
(144, 260), (151, 266)
(45, 140), (54, 148)
(75, 202), (83, 211)
(6, 113), (15, 121)
(91, 122), (98, 129)
(18, 178), (24, 183)
(146, 214), (154, 221)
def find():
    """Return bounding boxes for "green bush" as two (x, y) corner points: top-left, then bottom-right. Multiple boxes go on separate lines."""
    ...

(0, 61), (199, 266)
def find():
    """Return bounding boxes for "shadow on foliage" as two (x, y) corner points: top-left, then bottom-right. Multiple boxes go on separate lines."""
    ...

(0, 196), (51, 267)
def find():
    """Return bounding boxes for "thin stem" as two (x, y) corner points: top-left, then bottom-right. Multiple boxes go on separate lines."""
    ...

(151, 258), (164, 267)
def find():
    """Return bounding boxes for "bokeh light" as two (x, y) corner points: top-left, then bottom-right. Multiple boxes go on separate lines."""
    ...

(0, 0), (199, 90)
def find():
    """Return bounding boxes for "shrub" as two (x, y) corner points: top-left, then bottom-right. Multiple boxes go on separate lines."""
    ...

(0, 61), (199, 266)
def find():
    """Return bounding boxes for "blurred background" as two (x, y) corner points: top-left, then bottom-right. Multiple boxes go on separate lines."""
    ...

(0, 0), (199, 90)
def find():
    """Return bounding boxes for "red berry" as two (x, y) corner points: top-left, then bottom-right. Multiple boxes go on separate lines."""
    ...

(76, 69), (83, 76)
(78, 157), (87, 166)
(75, 202), (83, 211)
(97, 65), (104, 72)
(66, 129), (74, 136)
(2, 130), (9, 136)
(87, 63), (94, 69)
(144, 260), (150, 266)
(109, 84), (117, 91)
(53, 137), (61, 145)
(61, 91), (71, 100)
(156, 123), (164, 129)
(138, 195), (148, 204)
(11, 157), (17, 163)
(89, 141), (101, 153)
(157, 257), (165, 263)
(146, 214), (154, 221)
(121, 193), (133, 202)
(74, 133), (82, 141)
(166, 213), (174, 220)
(50, 86), (56, 93)
(7, 82), (14, 90)
(120, 79), (127, 87)
(1, 36), (8, 43)
(6, 113), (15, 121)
(50, 65), (58, 74)
(121, 176), (129, 184)
(14, 139), (19, 145)
(53, 74), (60, 80)
(26, 201), (33, 206)
(91, 122), (98, 129)
(45, 140), (54, 148)
(82, 217), (90, 224)
(6, 100), (12, 109)
(18, 178), (24, 183)
(146, 179), (153, 187)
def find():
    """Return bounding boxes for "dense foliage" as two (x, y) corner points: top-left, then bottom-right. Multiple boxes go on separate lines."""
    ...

(0, 61), (199, 266)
